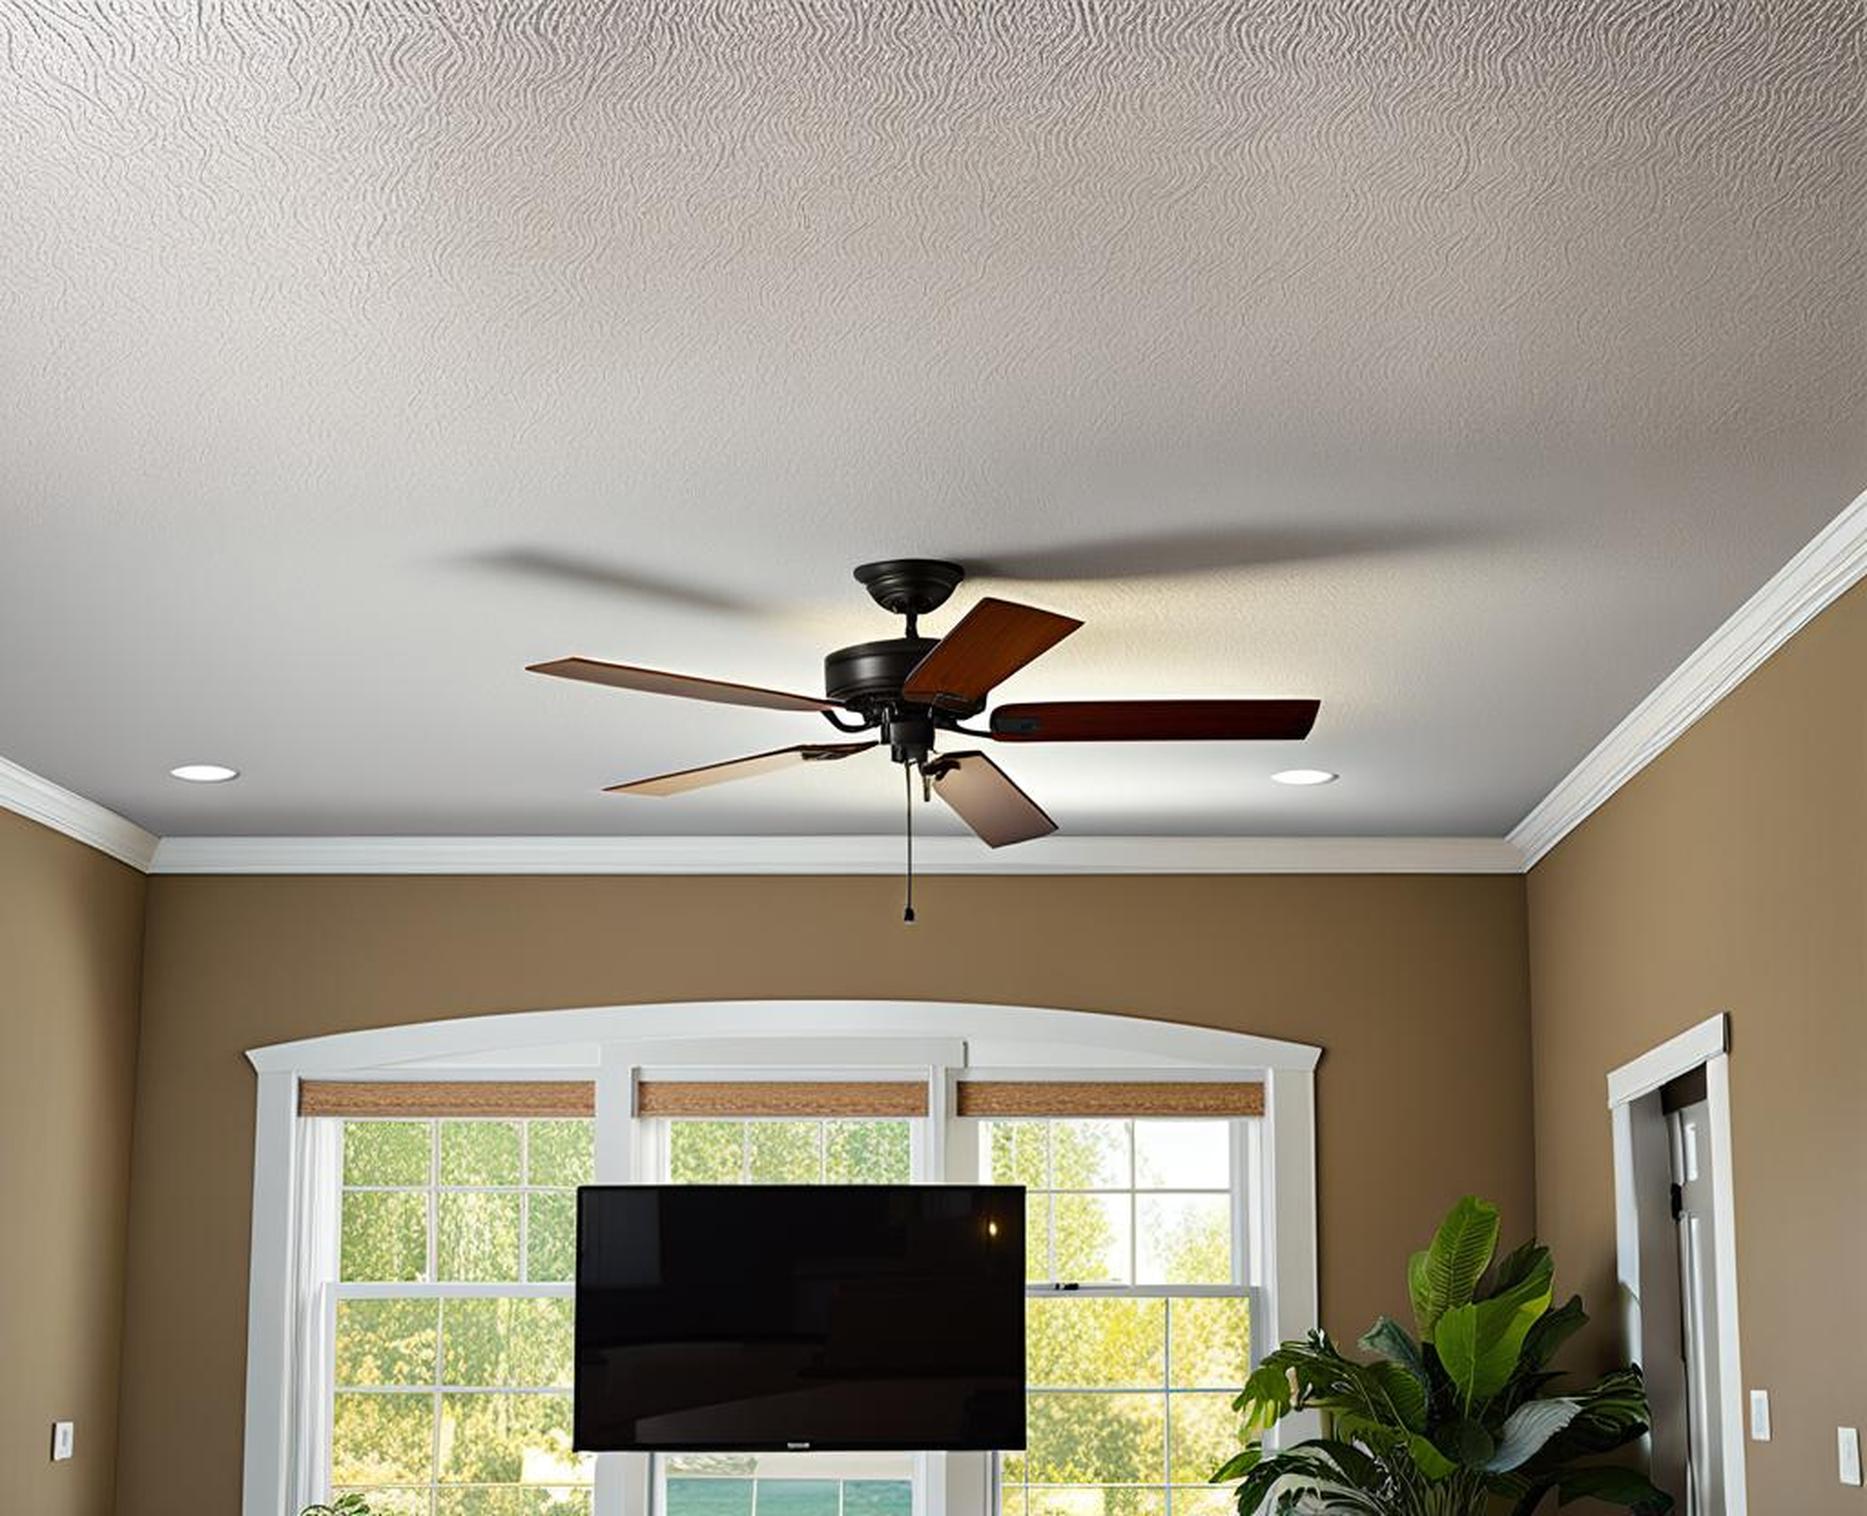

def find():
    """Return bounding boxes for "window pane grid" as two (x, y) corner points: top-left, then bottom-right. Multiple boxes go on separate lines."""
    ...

(333, 1117), (595, 1515)
(984, 1119), (1251, 1516)
(328, 1106), (1256, 1516)
(339, 1386), (576, 1396)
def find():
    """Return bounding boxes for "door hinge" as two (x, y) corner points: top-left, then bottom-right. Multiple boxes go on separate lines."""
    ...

(1669, 1181), (1684, 1220)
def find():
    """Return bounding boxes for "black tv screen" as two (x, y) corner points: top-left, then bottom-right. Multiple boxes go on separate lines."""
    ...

(575, 1184), (1025, 1452)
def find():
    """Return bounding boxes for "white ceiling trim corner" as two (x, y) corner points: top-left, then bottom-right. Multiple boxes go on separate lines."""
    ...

(1510, 484), (1867, 868)
(144, 833), (1523, 876)
(0, 753), (160, 871)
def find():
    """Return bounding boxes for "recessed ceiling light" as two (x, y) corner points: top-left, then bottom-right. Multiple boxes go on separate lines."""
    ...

(1272, 768), (1338, 786)
(169, 763), (239, 783)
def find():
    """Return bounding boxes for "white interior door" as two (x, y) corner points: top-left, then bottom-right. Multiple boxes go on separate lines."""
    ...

(1669, 1100), (1724, 1516)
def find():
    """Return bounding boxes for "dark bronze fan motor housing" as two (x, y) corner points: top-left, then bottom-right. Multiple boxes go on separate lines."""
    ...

(823, 638), (942, 762)
(823, 636), (940, 707)
(824, 562), (980, 762)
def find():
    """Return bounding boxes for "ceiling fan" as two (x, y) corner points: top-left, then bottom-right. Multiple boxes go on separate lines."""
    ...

(530, 559), (1320, 891)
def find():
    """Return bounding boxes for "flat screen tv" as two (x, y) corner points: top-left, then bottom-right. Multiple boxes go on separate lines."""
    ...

(575, 1184), (1025, 1452)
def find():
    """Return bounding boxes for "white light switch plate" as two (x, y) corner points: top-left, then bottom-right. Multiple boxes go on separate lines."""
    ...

(1750, 1390), (1772, 1441)
(1840, 1427), (1862, 1487)
(51, 1422), (74, 1461)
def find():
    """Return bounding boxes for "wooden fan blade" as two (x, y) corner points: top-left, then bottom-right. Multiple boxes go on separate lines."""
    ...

(528, 656), (836, 713)
(606, 742), (877, 796)
(901, 598), (1082, 713)
(926, 751), (1057, 847)
(990, 699), (1320, 742)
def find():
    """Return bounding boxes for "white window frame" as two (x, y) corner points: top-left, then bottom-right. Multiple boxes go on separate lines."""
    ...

(312, 1112), (592, 1513)
(952, 1102), (1265, 1516)
(243, 1001), (1322, 1516)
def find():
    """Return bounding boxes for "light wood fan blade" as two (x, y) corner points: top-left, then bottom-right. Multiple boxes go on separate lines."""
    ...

(901, 598), (1082, 713)
(926, 751), (1057, 847)
(991, 699), (1320, 742)
(606, 742), (878, 796)
(529, 657), (837, 713)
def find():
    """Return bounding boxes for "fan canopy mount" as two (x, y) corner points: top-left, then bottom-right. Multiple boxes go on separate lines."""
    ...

(851, 558), (967, 620)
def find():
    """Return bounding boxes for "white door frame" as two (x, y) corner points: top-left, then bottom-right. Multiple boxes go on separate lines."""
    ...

(1607, 1012), (1745, 1515)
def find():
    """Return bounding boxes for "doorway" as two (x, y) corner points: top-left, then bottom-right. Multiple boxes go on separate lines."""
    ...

(1666, 1071), (1724, 1513)
(1608, 1012), (1746, 1516)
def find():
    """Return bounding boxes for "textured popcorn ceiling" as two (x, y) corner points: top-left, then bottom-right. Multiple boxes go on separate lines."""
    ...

(1, 0), (1863, 838)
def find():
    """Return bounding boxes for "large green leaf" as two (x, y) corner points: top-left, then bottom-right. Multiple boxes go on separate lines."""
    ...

(1356, 1317), (1431, 1432)
(1258, 1471), (1381, 1513)
(1554, 1465), (1674, 1511)
(1328, 1410), (1414, 1467)
(1522, 1295), (1587, 1370)
(1232, 1443), (1386, 1516)
(1234, 1331), (1422, 1440)
(1436, 1261), (1554, 1412)
(1521, 1367), (1652, 1469)
(1406, 1432), (1457, 1480)
(1359, 1316), (1428, 1383)
(1305, 1438), (1383, 1489)
(1211, 1445), (1262, 1483)
(1235, 1358), (1298, 1432)
(1409, 1197), (1500, 1340)
(1484, 1399), (1583, 1472)
(1485, 1239), (1552, 1299)
(1368, 1361), (1428, 1432)
(1433, 1415), (1495, 1468)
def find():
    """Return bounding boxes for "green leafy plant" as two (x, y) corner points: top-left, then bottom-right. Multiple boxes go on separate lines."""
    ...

(300, 1497), (373, 1516)
(1213, 1196), (1672, 1515)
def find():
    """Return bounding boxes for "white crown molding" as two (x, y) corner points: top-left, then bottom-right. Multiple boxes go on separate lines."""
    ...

(148, 832), (1523, 875)
(1511, 485), (1867, 868)
(0, 754), (159, 871)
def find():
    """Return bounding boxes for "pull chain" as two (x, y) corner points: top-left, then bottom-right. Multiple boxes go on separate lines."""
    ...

(902, 761), (916, 924)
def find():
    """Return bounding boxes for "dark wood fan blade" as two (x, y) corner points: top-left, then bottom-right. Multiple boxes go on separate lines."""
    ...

(606, 742), (877, 796)
(926, 751), (1057, 847)
(990, 699), (1320, 742)
(902, 598), (1082, 713)
(529, 657), (837, 712)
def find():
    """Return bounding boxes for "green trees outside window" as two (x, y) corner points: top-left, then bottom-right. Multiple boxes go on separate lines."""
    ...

(987, 1119), (1252, 1516)
(326, 1110), (1258, 1516)
(331, 1117), (596, 1516)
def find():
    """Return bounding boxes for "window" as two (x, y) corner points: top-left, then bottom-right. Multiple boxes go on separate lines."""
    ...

(328, 1116), (596, 1516)
(259, 1008), (1316, 1516)
(663, 1117), (914, 1186)
(982, 1119), (1256, 1516)
(656, 1116), (921, 1516)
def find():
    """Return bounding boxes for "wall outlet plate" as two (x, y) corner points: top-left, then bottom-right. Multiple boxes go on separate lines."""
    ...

(51, 1421), (74, 1462)
(1749, 1389), (1772, 1441)
(1840, 1426), (1862, 1487)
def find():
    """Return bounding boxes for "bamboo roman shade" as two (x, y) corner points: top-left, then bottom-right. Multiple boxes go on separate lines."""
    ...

(953, 1079), (1263, 1118)
(299, 1077), (1254, 1120)
(298, 1080), (595, 1118)
(634, 1081), (929, 1118)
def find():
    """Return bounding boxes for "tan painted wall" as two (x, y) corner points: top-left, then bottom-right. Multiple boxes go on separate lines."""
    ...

(0, 810), (146, 1516)
(1528, 580), (1867, 1513)
(116, 871), (1530, 1515)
